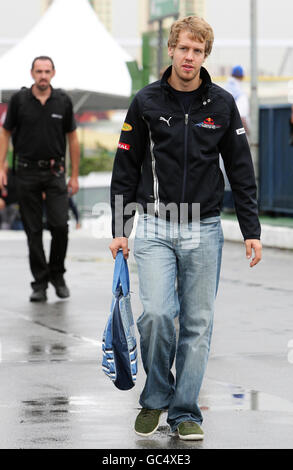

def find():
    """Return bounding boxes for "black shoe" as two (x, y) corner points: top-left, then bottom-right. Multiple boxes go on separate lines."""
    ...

(50, 278), (70, 299)
(55, 284), (70, 298)
(30, 289), (47, 302)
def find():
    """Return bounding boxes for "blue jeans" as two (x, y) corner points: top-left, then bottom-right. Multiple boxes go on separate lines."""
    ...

(133, 214), (224, 431)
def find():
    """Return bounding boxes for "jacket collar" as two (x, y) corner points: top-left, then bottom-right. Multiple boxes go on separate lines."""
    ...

(160, 65), (212, 93)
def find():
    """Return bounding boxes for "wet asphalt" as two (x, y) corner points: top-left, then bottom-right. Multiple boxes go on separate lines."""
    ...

(0, 227), (293, 449)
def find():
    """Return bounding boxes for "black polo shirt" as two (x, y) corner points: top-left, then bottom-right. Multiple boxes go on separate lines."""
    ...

(3, 86), (76, 161)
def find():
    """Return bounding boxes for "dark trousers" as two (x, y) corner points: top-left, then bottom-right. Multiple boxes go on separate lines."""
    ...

(16, 167), (69, 290)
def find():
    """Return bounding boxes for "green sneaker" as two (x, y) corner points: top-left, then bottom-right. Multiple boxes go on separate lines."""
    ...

(134, 408), (163, 437)
(178, 421), (204, 441)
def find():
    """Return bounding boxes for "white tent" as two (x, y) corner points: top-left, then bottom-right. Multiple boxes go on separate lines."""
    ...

(0, 0), (132, 110)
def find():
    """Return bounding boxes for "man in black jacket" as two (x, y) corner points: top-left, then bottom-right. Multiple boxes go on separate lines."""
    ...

(110, 16), (262, 440)
(0, 56), (80, 302)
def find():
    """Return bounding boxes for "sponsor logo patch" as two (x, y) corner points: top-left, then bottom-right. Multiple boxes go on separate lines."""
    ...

(51, 113), (63, 119)
(122, 122), (133, 132)
(195, 117), (221, 129)
(159, 116), (172, 127)
(118, 142), (130, 151)
(236, 127), (246, 135)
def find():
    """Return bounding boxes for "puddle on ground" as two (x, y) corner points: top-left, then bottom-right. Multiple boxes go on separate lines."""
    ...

(21, 396), (70, 424)
(13, 385), (293, 448)
(199, 381), (293, 413)
(28, 340), (68, 362)
(0, 335), (97, 364)
(20, 394), (104, 425)
(19, 384), (293, 428)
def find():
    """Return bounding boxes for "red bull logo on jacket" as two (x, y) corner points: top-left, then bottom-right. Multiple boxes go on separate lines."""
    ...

(195, 117), (222, 129)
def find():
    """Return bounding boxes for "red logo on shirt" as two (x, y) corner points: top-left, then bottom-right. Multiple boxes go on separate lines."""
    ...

(195, 117), (222, 129)
(204, 117), (215, 125)
(118, 142), (130, 151)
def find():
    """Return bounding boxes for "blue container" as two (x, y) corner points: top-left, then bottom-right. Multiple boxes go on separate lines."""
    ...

(259, 104), (293, 214)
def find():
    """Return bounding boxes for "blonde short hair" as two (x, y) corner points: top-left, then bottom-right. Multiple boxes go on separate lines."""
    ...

(168, 16), (214, 57)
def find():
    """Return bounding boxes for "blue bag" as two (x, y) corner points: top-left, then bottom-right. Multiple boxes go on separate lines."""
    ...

(102, 250), (137, 390)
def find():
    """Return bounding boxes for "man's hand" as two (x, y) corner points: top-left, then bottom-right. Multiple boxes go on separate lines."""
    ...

(245, 239), (262, 267)
(67, 130), (80, 192)
(0, 197), (6, 210)
(67, 176), (79, 195)
(109, 237), (129, 260)
(0, 168), (7, 190)
(0, 129), (11, 189)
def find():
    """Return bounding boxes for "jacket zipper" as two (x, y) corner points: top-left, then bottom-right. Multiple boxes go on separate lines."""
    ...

(181, 112), (189, 203)
(180, 98), (211, 204)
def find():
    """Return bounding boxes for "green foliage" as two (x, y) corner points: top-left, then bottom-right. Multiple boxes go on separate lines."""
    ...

(142, 29), (170, 83)
(78, 146), (114, 175)
(7, 149), (13, 168)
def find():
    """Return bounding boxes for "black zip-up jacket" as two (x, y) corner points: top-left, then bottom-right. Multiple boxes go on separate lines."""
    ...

(111, 66), (261, 240)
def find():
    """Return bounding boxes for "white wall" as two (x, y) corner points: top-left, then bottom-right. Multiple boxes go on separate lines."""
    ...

(0, 0), (41, 56)
(1, 0), (292, 75)
(111, 0), (141, 62)
(205, 0), (293, 75)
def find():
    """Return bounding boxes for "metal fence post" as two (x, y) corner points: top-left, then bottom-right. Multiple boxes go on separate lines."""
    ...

(250, 0), (259, 182)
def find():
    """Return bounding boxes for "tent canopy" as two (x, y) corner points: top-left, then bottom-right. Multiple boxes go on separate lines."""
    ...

(0, 0), (132, 110)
